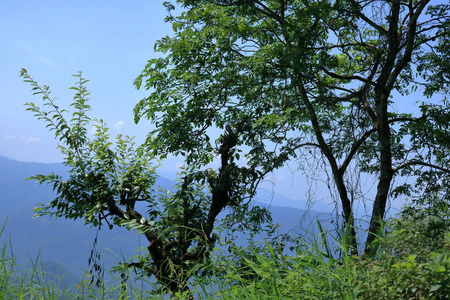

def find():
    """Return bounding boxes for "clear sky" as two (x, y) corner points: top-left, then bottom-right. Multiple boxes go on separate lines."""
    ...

(0, 0), (169, 163)
(0, 0), (436, 212)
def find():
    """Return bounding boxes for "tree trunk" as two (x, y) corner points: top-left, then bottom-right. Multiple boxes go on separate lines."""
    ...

(365, 87), (394, 255)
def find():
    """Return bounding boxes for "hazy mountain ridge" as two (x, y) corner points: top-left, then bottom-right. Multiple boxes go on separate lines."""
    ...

(0, 156), (327, 286)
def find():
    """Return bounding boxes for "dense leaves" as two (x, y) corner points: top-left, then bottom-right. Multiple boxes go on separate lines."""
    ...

(135, 0), (450, 254)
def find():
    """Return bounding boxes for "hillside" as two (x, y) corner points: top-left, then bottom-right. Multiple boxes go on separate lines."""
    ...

(0, 156), (327, 286)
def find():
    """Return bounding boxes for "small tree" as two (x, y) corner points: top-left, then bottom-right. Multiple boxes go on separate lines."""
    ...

(21, 69), (269, 297)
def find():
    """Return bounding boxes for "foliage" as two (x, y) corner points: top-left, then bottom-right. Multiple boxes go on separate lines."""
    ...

(20, 69), (270, 297)
(3, 207), (450, 299)
(206, 214), (450, 300)
(357, 214), (450, 300)
(396, 99), (450, 224)
(134, 0), (450, 255)
(0, 220), (165, 299)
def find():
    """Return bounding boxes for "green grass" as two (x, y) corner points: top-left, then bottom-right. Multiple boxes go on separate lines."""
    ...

(2, 216), (450, 299)
(0, 220), (165, 300)
(202, 218), (450, 300)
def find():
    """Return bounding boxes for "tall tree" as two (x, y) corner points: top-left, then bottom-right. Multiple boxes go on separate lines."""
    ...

(134, 0), (450, 254)
(21, 70), (269, 296)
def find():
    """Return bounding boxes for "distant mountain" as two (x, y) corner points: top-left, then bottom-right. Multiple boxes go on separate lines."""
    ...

(0, 156), (172, 281)
(0, 156), (328, 287)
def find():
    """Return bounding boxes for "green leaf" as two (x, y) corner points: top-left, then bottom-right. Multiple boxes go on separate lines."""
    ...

(430, 284), (441, 292)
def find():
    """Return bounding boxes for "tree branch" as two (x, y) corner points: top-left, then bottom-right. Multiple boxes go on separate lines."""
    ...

(349, 0), (388, 36)
(320, 66), (379, 87)
(394, 160), (450, 174)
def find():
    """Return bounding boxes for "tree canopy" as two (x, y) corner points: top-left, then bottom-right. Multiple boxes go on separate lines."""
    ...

(134, 0), (450, 254)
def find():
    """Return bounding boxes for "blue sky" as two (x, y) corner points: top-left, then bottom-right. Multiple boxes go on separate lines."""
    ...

(0, 0), (169, 163)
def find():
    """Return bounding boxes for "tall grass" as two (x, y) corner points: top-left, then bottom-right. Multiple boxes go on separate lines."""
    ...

(0, 220), (61, 299)
(2, 216), (450, 299)
(0, 220), (166, 299)
(201, 218), (450, 300)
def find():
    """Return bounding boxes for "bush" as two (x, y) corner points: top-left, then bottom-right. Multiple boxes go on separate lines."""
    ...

(206, 215), (450, 300)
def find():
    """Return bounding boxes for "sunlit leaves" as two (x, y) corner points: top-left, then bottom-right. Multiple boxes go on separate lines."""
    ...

(21, 70), (158, 229)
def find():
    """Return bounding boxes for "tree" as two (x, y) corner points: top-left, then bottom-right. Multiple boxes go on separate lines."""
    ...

(133, 0), (450, 255)
(21, 69), (270, 297)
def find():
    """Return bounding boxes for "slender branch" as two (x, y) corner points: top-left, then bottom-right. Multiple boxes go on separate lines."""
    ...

(296, 142), (321, 149)
(394, 160), (450, 174)
(313, 42), (378, 51)
(340, 127), (377, 173)
(349, 0), (388, 36)
(320, 67), (379, 87)
(387, 0), (429, 91)
(340, 116), (416, 176)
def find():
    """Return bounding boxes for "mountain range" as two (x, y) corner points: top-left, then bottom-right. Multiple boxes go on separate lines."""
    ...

(0, 156), (329, 288)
